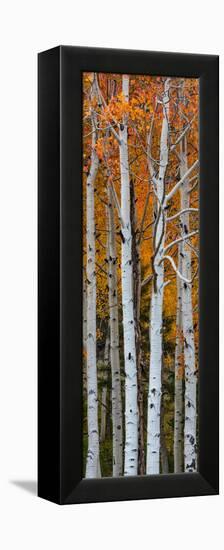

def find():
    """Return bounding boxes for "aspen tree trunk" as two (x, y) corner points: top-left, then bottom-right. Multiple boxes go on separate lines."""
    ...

(107, 184), (123, 476)
(119, 75), (138, 476)
(161, 403), (169, 474)
(130, 179), (145, 475)
(85, 76), (101, 478)
(83, 274), (87, 353)
(146, 79), (170, 475)
(100, 332), (109, 443)
(180, 136), (197, 473)
(83, 273), (87, 393)
(174, 245), (184, 472)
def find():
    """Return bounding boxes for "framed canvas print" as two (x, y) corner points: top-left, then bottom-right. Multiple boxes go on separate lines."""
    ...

(38, 46), (219, 504)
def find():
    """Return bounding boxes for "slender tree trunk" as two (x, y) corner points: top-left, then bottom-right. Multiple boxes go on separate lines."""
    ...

(160, 403), (169, 474)
(107, 184), (123, 476)
(85, 76), (101, 478)
(119, 75), (138, 476)
(180, 136), (197, 473)
(146, 79), (170, 475)
(100, 331), (109, 443)
(83, 273), (87, 393)
(174, 245), (184, 472)
(130, 179), (145, 475)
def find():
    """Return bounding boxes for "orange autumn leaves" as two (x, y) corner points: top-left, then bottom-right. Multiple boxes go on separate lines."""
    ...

(82, 72), (199, 380)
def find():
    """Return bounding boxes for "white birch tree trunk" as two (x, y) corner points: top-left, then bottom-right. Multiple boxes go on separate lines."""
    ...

(83, 273), (87, 393)
(83, 273), (87, 353)
(85, 77), (101, 478)
(180, 136), (197, 473)
(107, 184), (123, 476)
(161, 403), (169, 474)
(119, 75), (138, 476)
(100, 332), (109, 443)
(100, 386), (107, 442)
(130, 179), (145, 475)
(146, 79), (170, 475)
(174, 245), (184, 472)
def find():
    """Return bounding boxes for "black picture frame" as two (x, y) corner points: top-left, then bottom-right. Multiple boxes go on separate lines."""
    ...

(38, 45), (219, 505)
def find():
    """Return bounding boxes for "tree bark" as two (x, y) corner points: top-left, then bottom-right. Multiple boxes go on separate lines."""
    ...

(146, 79), (170, 475)
(107, 184), (123, 476)
(174, 245), (184, 472)
(119, 75), (138, 476)
(130, 178), (145, 475)
(180, 136), (197, 473)
(160, 403), (169, 474)
(100, 331), (109, 443)
(83, 272), (87, 393)
(85, 76), (101, 478)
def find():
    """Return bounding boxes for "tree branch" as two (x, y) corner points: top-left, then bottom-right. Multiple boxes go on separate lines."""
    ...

(170, 115), (196, 152)
(160, 255), (198, 284)
(137, 189), (151, 245)
(165, 159), (199, 204)
(146, 114), (157, 181)
(187, 176), (199, 194)
(166, 208), (198, 222)
(163, 230), (199, 255)
(141, 274), (153, 288)
(109, 181), (125, 229)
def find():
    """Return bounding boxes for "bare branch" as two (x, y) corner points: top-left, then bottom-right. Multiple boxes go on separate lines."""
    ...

(95, 188), (108, 207)
(146, 114), (157, 180)
(185, 240), (199, 258)
(109, 181), (125, 229)
(96, 235), (106, 250)
(95, 262), (108, 277)
(163, 230), (199, 255)
(141, 274), (153, 288)
(188, 176), (199, 194)
(165, 159), (199, 204)
(167, 207), (198, 222)
(160, 255), (198, 284)
(188, 174), (199, 184)
(173, 148), (182, 163)
(170, 115), (196, 152)
(137, 189), (151, 245)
